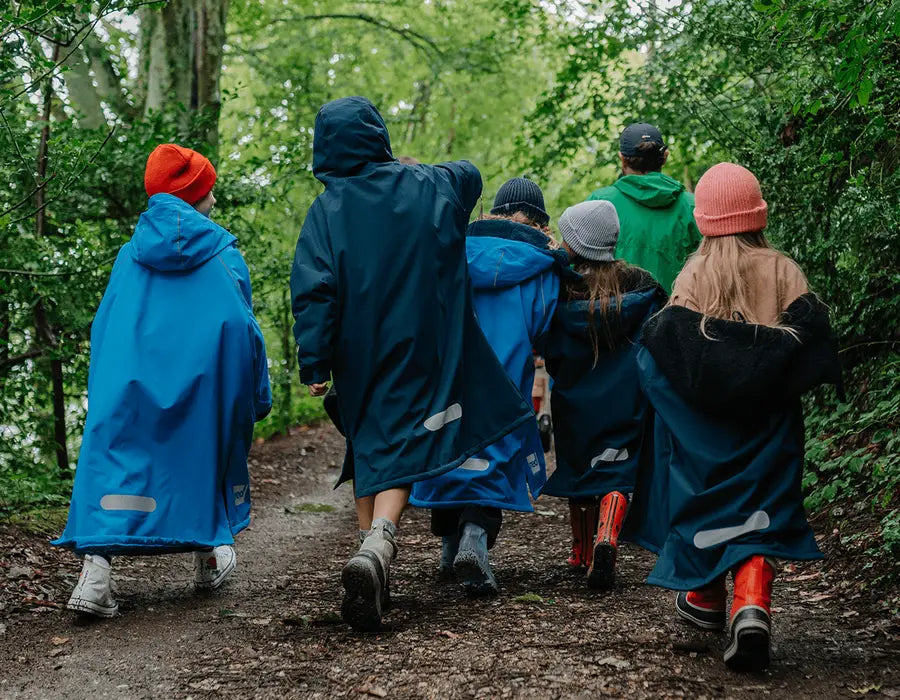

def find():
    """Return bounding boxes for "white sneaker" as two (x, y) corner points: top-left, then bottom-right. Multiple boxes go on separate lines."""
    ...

(193, 545), (236, 590)
(67, 555), (118, 618)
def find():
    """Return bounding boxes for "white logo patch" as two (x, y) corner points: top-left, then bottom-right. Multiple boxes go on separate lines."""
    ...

(424, 403), (463, 432)
(458, 458), (490, 472)
(693, 510), (771, 550)
(100, 494), (157, 513)
(590, 448), (629, 468)
(233, 484), (248, 506)
(526, 452), (541, 475)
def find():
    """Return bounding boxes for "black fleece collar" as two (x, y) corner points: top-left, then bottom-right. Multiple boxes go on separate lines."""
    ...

(641, 294), (845, 414)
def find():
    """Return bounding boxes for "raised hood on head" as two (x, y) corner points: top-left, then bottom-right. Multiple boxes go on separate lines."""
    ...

(312, 96), (394, 183)
(130, 194), (236, 272)
(614, 172), (685, 209)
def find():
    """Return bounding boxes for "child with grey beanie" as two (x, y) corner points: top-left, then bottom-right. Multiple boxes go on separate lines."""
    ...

(540, 198), (666, 591)
(558, 200), (621, 262)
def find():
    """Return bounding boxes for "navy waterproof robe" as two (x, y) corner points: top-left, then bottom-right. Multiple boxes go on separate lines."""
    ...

(630, 295), (844, 590)
(54, 194), (272, 555)
(541, 278), (666, 499)
(409, 219), (562, 512)
(290, 97), (533, 497)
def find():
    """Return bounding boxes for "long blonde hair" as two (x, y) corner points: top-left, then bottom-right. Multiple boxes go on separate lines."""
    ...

(684, 231), (800, 339)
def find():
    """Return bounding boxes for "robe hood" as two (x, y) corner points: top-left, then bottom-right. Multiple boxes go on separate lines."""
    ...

(554, 284), (666, 352)
(613, 172), (685, 209)
(131, 194), (236, 272)
(465, 218), (575, 288)
(312, 96), (394, 183)
(466, 236), (556, 290)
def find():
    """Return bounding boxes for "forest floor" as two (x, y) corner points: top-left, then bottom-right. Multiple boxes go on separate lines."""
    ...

(0, 424), (898, 699)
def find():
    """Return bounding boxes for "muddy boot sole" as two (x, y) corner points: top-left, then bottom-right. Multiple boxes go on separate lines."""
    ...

(725, 610), (771, 672)
(454, 550), (498, 597)
(586, 542), (616, 591)
(340, 554), (383, 633)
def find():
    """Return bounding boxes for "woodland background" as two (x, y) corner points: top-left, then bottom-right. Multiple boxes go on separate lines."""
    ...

(0, 1), (897, 589)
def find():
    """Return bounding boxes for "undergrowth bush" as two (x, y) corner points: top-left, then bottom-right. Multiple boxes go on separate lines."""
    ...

(804, 352), (900, 580)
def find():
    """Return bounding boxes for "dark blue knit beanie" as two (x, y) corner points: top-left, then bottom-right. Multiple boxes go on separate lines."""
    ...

(490, 177), (550, 226)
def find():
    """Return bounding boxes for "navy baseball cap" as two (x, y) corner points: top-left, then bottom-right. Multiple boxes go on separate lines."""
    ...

(619, 123), (666, 156)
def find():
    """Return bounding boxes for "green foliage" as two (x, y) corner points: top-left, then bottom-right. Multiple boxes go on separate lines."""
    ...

(803, 354), (900, 567)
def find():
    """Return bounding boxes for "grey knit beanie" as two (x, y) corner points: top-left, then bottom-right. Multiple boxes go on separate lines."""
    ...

(490, 177), (550, 227)
(558, 200), (620, 262)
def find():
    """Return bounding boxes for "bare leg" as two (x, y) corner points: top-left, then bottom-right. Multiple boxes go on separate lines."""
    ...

(372, 487), (410, 526)
(355, 495), (375, 531)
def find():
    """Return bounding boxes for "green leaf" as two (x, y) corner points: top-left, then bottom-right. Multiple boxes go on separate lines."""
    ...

(857, 77), (874, 106)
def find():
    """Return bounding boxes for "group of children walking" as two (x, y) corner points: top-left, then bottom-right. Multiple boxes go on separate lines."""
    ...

(53, 96), (842, 675)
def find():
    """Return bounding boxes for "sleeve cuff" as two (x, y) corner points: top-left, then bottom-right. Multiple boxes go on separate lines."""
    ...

(299, 363), (331, 385)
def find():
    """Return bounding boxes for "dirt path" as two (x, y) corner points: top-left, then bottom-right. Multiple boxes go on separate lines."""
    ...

(1, 424), (897, 699)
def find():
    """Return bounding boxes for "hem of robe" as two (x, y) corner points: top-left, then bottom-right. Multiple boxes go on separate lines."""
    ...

(645, 542), (824, 591)
(344, 411), (534, 498)
(537, 483), (635, 499)
(408, 496), (535, 513)
(52, 513), (249, 556)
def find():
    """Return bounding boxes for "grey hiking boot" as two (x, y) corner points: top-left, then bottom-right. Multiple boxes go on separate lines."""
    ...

(341, 518), (397, 632)
(453, 522), (499, 596)
(439, 535), (459, 579)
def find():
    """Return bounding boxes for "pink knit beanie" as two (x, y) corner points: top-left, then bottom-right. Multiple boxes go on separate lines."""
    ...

(693, 162), (768, 237)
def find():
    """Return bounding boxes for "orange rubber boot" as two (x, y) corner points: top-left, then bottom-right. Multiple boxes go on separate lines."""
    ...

(725, 556), (775, 671)
(586, 491), (628, 590)
(675, 575), (727, 631)
(567, 503), (599, 568)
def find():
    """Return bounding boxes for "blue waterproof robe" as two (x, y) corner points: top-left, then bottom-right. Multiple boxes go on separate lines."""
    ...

(410, 219), (561, 511)
(630, 295), (843, 590)
(53, 194), (272, 555)
(541, 276), (666, 499)
(290, 97), (533, 498)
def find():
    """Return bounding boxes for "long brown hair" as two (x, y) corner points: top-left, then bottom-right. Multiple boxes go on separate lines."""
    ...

(569, 258), (629, 364)
(683, 231), (801, 339)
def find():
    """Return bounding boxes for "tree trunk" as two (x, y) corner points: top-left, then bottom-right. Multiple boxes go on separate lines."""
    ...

(194, 0), (228, 159)
(142, 0), (229, 158)
(33, 43), (70, 476)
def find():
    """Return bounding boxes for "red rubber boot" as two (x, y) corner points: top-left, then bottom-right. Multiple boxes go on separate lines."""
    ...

(725, 556), (775, 671)
(675, 575), (727, 631)
(567, 503), (599, 568)
(586, 491), (628, 590)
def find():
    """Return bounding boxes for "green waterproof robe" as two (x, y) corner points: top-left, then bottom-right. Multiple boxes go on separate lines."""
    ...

(587, 173), (700, 293)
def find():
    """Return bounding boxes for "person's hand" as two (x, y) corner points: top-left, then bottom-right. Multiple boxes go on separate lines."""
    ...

(307, 382), (328, 397)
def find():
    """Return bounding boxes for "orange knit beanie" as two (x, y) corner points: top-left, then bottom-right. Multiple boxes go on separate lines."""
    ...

(144, 144), (216, 204)
(693, 162), (768, 237)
